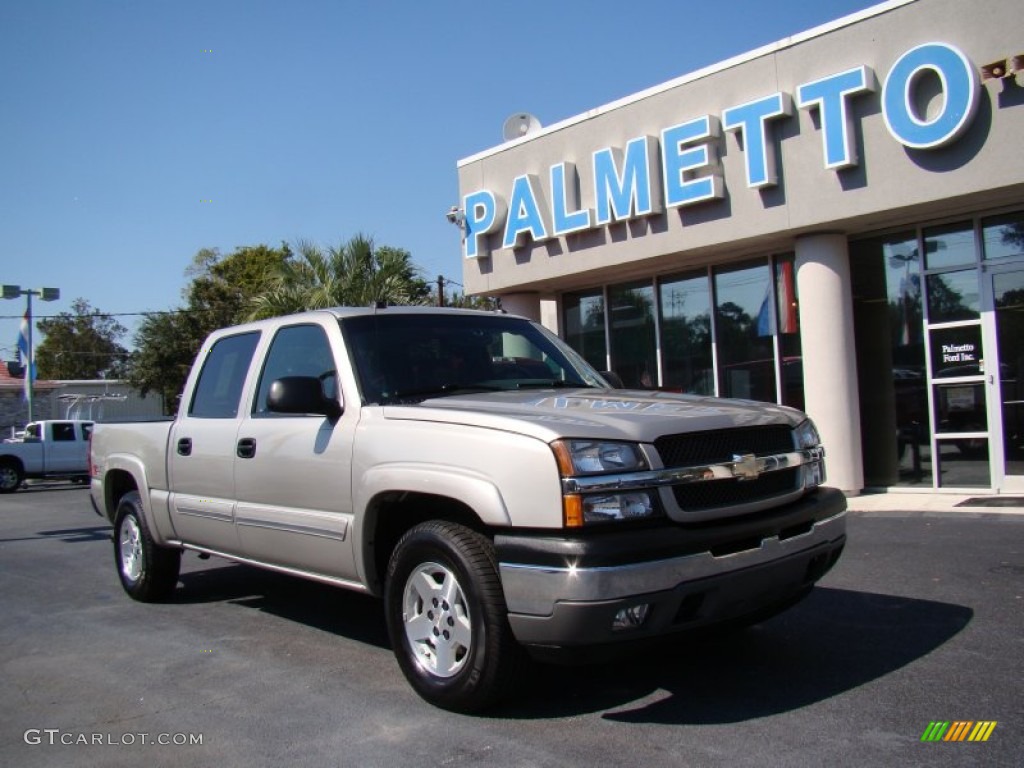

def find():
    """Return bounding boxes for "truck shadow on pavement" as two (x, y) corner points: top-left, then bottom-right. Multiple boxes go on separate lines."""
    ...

(502, 586), (973, 721)
(174, 561), (390, 650)
(168, 561), (972, 721)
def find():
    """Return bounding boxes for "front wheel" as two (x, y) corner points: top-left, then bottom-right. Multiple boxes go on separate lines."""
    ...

(384, 521), (525, 713)
(113, 491), (181, 602)
(0, 461), (24, 493)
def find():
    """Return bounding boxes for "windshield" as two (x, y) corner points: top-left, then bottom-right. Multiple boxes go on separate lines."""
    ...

(341, 313), (607, 405)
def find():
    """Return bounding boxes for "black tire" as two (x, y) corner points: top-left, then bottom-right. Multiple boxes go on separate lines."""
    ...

(113, 491), (181, 602)
(0, 460), (24, 494)
(384, 520), (525, 713)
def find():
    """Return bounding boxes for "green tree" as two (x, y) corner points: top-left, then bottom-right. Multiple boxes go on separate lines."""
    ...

(127, 311), (205, 414)
(248, 234), (430, 319)
(187, 243), (292, 328)
(35, 298), (129, 380)
(445, 291), (499, 310)
(127, 243), (291, 413)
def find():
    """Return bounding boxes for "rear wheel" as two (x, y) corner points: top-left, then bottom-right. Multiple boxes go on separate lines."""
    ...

(113, 491), (181, 602)
(385, 520), (525, 713)
(0, 461), (23, 493)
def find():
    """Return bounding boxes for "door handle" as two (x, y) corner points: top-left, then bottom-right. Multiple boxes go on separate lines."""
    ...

(177, 437), (192, 456)
(236, 437), (257, 459)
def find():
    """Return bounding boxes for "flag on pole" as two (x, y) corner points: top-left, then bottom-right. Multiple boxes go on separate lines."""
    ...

(16, 310), (34, 401)
(776, 259), (798, 334)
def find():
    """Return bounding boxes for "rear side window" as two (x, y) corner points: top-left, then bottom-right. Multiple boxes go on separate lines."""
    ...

(52, 423), (76, 441)
(189, 332), (260, 418)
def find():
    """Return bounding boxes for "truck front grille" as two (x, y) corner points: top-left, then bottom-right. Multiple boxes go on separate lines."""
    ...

(671, 467), (800, 511)
(654, 425), (793, 466)
(655, 425), (800, 514)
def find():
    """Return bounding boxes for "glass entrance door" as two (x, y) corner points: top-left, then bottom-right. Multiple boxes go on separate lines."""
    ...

(987, 266), (1024, 492)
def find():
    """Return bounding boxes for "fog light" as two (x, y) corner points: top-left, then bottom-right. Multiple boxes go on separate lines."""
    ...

(612, 603), (651, 631)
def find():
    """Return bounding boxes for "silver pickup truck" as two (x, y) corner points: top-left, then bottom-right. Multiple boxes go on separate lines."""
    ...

(90, 306), (846, 712)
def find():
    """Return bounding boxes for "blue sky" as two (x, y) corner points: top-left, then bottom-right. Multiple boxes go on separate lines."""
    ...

(0, 0), (883, 356)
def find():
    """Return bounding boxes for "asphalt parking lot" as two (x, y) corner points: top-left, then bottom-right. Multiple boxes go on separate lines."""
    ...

(1, 484), (1021, 767)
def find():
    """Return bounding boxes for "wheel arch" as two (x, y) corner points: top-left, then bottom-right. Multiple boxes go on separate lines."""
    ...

(361, 490), (495, 597)
(98, 454), (169, 543)
(355, 463), (511, 595)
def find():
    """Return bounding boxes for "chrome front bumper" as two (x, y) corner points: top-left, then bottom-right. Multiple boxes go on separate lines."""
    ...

(497, 487), (847, 647)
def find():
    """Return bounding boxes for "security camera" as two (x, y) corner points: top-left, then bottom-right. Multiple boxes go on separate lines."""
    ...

(446, 205), (464, 225)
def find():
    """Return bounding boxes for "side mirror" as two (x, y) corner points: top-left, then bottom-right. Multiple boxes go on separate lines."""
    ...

(599, 370), (624, 389)
(267, 376), (343, 420)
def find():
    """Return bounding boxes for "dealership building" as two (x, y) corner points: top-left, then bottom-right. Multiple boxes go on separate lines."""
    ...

(456, 0), (1023, 496)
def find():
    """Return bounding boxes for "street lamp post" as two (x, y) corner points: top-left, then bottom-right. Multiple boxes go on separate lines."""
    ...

(3, 284), (60, 423)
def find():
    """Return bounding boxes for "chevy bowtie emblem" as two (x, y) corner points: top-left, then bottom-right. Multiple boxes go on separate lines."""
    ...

(732, 453), (761, 481)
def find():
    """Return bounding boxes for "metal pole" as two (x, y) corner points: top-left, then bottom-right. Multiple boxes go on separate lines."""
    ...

(26, 290), (34, 423)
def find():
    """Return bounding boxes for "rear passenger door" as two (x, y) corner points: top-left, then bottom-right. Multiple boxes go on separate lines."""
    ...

(168, 331), (260, 553)
(232, 320), (358, 582)
(46, 422), (83, 473)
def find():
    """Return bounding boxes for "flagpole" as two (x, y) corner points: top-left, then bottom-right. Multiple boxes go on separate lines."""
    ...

(26, 291), (34, 423)
(3, 284), (60, 426)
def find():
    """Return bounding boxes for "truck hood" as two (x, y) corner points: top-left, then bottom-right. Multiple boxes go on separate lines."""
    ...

(381, 388), (804, 444)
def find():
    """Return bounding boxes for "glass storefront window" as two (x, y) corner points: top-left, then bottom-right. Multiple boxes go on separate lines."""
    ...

(851, 233), (929, 487)
(933, 381), (987, 438)
(608, 281), (657, 388)
(658, 272), (712, 394)
(993, 270), (1024, 479)
(713, 262), (777, 403)
(936, 439), (990, 488)
(923, 221), (976, 270)
(982, 211), (1024, 261)
(563, 290), (607, 373)
(926, 269), (980, 323)
(774, 253), (804, 410)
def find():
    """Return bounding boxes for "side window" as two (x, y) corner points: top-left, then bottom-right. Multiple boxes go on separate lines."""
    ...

(81, 423), (94, 441)
(253, 324), (337, 415)
(189, 332), (261, 419)
(25, 424), (41, 440)
(52, 423), (76, 441)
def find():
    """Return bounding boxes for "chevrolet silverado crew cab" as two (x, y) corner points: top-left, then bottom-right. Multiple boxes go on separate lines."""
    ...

(0, 419), (94, 492)
(89, 306), (846, 712)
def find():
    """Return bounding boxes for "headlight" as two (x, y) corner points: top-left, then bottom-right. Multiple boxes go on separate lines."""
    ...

(552, 440), (657, 527)
(794, 419), (821, 450)
(794, 419), (826, 489)
(551, 439), (647, 475)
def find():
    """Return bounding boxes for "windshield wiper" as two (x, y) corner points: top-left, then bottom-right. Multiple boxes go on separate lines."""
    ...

(515, 380), (589, 389)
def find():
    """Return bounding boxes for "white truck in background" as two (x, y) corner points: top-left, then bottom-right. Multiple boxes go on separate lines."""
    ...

(0, 420), (94, 492)
(89, 306), (846, 712)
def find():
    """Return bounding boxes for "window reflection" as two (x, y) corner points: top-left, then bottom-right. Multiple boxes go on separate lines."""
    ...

(851, 234), (930, 487)
(714, 262), (777, 403)
(658, 272), (712, 393)
(774, 254), (804, 410)
(982, 212), (1024, 261)
(926, 269), (980, 323)
(608, 282), (657, 388)
(563, 291), (607, 373)
(923, 222), (975, 270)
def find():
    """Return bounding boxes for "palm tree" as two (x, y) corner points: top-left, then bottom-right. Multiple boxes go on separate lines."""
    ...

(248, 234), (431, 320)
